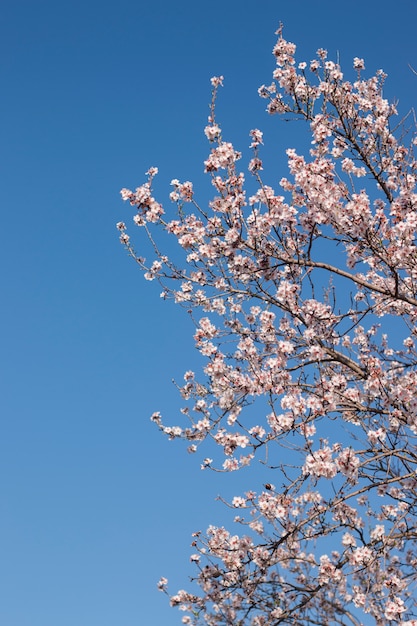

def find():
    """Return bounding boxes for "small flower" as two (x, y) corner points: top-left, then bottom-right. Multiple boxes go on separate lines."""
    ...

(210, 75), (224, 87)
(370, 524), (385, 541)
(150, 412), (162, 424)
(157, 576), (168, 590)
(249, 128), (263, 147)
(353, 57), (365, 70)
(248, 158), (263, 172)
(204, 124), (221, 142)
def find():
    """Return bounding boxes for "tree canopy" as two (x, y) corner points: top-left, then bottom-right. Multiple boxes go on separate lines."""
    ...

(118, 26), (417, 625)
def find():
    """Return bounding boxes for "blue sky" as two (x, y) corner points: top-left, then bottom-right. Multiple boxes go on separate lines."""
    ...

(1, 1), (417, 624)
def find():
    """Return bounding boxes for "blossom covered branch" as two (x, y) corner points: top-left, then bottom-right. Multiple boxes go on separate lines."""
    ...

(118, 25), (417, 626)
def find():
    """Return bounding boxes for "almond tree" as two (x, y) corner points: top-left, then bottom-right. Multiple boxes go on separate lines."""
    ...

(118, 26), (417, 626)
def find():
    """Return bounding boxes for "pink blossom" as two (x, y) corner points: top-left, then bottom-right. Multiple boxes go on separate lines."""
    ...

(370, 525), (385, 541)
(303, 446), (337, 479)
(204, 124), (221, 142)
(318, 554), (342, 584)
(385, 598), (406, 620)
(349, 546), (372, 566)
(210, 75), (224, 87)
(157, 577), (168, 590)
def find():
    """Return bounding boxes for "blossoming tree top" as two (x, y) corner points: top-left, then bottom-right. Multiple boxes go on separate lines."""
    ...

(118, 26), (417, 626)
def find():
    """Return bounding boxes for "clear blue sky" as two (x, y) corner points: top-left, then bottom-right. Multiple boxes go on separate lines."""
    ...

(1, 1), (416, 624)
